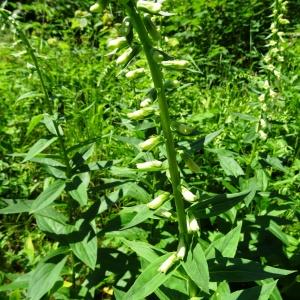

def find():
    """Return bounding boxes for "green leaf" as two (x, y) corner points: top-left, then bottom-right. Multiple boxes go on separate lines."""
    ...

(70, 220), (97, 269)
(28, 255), (67, 300)
(30, 180), (65, 213)
(0, 273), (31, 292)
(267, 220), (299, 247)
(211, 281), (231, 300)
(123, 253), (179, 300)
(26, 114), (44, 136)
(204, 129), (223, 146)
(205, 222), (242, 259)
(23, 137), (58, 162)
(68, 173), (90, 206)
(229, 280), (277, 300)
(209, 257), (295, 282)
(34, 207), (68, 234)
(121, 239), (163, 261)
(182, 242), (209, 293)
(218, 155), (244, 177)
(189, 190), (250, 218)
(0, 199), (32, 214)
(121, 205), (155, 230)
(122, 182), (151, 203)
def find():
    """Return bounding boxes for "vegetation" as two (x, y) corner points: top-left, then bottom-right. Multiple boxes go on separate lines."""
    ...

(0, 0), (299, 299)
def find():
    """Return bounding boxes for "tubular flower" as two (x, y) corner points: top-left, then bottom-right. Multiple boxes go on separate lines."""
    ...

(107, 37), (127, 49)
(127, 107), (155, 120)
(140, 97), (152, 107)
(147, 192), (170, 209)
(136, 160), (163, 170)
(181, 186), (198, 202)
(187, 215), (200, 233)
(125, 68), (145, 80)
(139, 135), (161, 151)
(258, 94), (265, 102)
(137, 0), (162, 14)
(90, 3), (100, 13)
(161, 60), (189, 70)
(176, 238), (186, 260)
(116, 47), (134, 65)
(158, 253), (177, 273)
(258, 130), (268, 141)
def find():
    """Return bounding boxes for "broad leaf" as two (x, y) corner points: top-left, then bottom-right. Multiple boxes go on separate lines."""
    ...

(121, 205), (155, 230)
(67, 173), (90, 206)
(182, 242), (209, 293)
(30, 180), (65, 213)
(205, 222), (242, 259)
(70, 220), (97, 269)
(23, 137), (57, 162)
(28, 255), (67, 300)
(218, 155), (244, 177)
(229, 280), (277, 300)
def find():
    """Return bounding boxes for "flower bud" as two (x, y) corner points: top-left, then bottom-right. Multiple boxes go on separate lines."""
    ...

(278, 55), (284, 62)
(181, 186), (198, 202)
(263, 80), (270, 90)
(125, 68), (145, 80)
(176, 238), (186, 260)
(278, 15), (289, 24)
(137, 0), (162, 14)
(147, 192), (170, 209)
(187, 215), (200, 233)
(258, 130), (268, 141)
(136, 160), (163, 170)
(274, 70), (281, 78)
(258, 94), (265, 102)
(267, 64), (275, 72)
(260, 118), (267, 129)
(269, 89), (277, 98)
(158, 253), (177, 273)
(116, 46), (140, 65)
(158, 210), (172, 218)
(127, 107), (155, 120)
(268, 40), (277, 47)
(140, 97), (152, 107)
(107, 37), (127, 49)
(164, 79), (180, 90)
(139, 135), (161, 151)
(161, 60), (189, 70)
(90, 3), (100, 13)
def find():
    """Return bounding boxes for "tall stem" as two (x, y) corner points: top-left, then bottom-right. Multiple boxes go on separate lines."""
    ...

(17, 26), (71, 177)
(125, 3), (188, 239)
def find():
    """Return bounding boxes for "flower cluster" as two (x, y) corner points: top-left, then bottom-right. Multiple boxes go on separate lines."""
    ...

(257, 0), (289, 140)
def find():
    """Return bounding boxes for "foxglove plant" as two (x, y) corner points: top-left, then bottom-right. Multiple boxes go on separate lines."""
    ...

(91, 1), (294, 299)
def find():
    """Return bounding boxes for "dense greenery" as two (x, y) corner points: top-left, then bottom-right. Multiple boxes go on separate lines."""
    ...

(0, 0), (299, 299)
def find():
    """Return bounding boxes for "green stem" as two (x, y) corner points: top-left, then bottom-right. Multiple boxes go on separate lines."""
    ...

(125, 3), (188, 239)
(16, 26), (71, 176)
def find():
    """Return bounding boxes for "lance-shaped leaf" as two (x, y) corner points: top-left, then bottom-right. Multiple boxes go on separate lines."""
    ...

(209, 257), (295, 282)
(189, 190), (250, 218)
(28, 251), (68, 300)
(122, 253), (179, 300)
(30, 180), (65, 213)
(182, 242), (209, 293)
(205, 222), (242, 259)
(23, 137), (57, 162)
